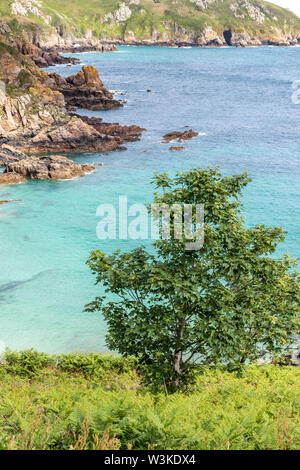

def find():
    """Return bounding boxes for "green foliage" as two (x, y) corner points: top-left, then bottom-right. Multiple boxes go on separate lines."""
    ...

(0, 352), (299, 450)
(86, 167), (300, 389)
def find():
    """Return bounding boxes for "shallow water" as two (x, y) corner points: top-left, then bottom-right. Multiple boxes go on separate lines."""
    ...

(0, 46), (299, 353)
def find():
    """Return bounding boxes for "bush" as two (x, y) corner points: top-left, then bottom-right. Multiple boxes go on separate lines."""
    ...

(0, 351), (299, 450)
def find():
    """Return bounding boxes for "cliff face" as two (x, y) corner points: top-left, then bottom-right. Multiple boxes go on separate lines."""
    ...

(0, 0), (300, 47)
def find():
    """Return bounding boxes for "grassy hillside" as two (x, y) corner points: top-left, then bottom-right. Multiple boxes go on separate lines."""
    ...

(0, 350), (299, 450)
(0, 0), (300, 43)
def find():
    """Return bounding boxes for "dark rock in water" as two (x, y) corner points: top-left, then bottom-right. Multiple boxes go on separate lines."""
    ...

(169, 146), (185, 151)
(147, 89), (151, 92)
(50, 65), (123, 111)
(162, 129), (198, 143)
(2, 155), (95, 183)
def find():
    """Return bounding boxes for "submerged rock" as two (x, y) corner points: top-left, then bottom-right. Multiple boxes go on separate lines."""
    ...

(3, 155), (95, 182)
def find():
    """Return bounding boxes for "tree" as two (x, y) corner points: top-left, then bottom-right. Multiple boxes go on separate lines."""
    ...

(85, 167), (299, 388)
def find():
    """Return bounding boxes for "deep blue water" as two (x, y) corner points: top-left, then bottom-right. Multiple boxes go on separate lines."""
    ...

(0, 46), (299, 353)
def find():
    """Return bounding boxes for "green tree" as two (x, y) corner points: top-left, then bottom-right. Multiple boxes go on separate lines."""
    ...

(85, 167), (299, 388)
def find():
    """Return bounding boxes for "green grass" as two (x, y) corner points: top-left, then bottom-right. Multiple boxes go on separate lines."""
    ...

(0, 350), (299, 450)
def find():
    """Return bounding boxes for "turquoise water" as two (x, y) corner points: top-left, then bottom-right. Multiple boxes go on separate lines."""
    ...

(0, 46), (299, 353)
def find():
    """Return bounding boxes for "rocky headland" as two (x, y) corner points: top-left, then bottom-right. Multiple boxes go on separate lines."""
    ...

(0, 20), (145, 185)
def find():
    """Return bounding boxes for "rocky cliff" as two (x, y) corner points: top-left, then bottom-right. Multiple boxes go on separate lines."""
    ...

(0, 0), (300, 48)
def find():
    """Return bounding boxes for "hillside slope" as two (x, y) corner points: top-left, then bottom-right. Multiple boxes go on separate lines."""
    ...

(0, 0), (300, 47)
(0, 351), (300, 450)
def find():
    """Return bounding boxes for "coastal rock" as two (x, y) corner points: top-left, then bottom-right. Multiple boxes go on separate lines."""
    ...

(0, 199), (21, 204)
(0, 92), (66, 139)
(0, 52), (23, 81)
(51, 66), (123, 111)
(19, 116), (122, 153)
(75, 115), (145, 144)
(0, 172), (27, 185)
(0, 19), (11, 35)
(58, 44), (117, 53)
(3, 155), (95, 181)
(162, 129), (198, 143)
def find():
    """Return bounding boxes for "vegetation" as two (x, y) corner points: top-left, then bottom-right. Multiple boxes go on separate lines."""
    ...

(0, 0), (299, 42)
(0, 350), (299, 450)
(86, 167), (300, 389)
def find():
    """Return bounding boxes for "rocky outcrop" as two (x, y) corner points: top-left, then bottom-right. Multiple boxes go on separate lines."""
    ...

(162, 129), (198, 143)
(3, 0), (300, 48)
(58, 44), (117, 54)
(2, 155), (95, 183)
(0, 90), (66, 140)
(0, 26), (144, 184)
(76, 115), (145, 144)
(17, 116), (125, 153)
(169, 146), (185, 151)
(0, 172), (27, 185)
(0, 145), (27, 166)
(49, 66), (123, 111)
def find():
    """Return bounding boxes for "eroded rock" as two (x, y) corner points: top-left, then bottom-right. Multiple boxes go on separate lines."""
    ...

(75, 115), (145, 144)
(19, 116), (123, 153)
